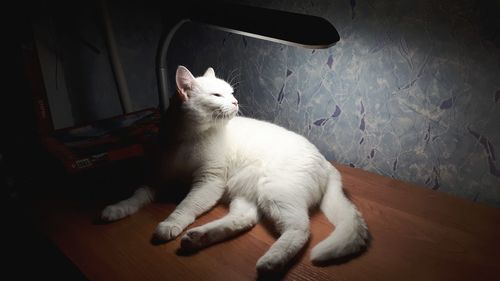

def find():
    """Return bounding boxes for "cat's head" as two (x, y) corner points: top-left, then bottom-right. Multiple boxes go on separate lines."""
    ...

(175, 65), (238, 128)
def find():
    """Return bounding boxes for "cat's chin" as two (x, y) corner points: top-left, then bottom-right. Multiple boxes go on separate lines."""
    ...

(226, 113), (238, 121)
(228, 111), (238, 119)
(211, 116), (234, 124)
(213, 111), (238, 121)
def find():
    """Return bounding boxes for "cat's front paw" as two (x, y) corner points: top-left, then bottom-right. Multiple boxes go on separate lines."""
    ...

(180, 228), (209, 250)
(101, 205), (134, 221)
(155, 222), (183, 241)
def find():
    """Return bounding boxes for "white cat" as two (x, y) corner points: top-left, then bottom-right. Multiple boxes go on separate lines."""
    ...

(101, 66), (369, 272)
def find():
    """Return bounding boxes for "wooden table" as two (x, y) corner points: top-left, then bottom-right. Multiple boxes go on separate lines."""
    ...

(29, 163), (500, 281)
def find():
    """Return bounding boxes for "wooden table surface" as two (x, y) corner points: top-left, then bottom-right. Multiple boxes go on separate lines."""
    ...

(29, 163), (500, 281)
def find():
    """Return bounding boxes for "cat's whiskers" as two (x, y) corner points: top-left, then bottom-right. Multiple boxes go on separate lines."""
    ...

(210, 109), (220, 120)
(212, 113), (231, 130)
(229, 79), (241, 89)
(226, 68), (241, 87)
(230, 82), (242, 91)
(210, 109), (223, 122)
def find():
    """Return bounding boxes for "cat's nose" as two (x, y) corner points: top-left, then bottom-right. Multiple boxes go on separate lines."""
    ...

(232, 99), (239, 106)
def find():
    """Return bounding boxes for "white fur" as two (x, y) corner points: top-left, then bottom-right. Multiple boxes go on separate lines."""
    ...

(101, 66), (369, 272)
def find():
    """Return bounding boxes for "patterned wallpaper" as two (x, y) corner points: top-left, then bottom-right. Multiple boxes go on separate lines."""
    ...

(166, 0), (500, 206)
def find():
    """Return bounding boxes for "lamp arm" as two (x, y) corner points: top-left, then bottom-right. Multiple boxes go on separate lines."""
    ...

(157, 19), (190, 113)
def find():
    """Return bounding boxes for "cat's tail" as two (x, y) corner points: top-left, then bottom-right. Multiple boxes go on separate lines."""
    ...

(310, 166), (369, 263)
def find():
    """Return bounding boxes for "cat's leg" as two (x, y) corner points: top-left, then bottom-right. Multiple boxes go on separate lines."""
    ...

(180, 197), (259, 250)
(101, 185), (156, 221)
(256, 200), (310, 273)
(155, 170), (226, 241)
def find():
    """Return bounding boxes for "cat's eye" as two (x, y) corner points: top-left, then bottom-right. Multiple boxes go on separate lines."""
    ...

(212, 93), (222, 97)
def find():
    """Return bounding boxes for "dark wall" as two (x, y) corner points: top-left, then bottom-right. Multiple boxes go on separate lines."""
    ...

(31, 0), (163, 128)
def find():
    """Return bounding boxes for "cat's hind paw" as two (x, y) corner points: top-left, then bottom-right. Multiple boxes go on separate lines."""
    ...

(256, 253), (286, 273)
(180, 228), (209, 250)
(155, 222), (183, 241)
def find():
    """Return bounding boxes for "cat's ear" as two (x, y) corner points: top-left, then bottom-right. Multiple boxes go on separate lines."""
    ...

(203, 67), (215, 78)
(176, 66), (195, 101)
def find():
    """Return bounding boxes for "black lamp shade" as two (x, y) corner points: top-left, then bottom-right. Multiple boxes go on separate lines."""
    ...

(191, 2), (340, 49)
